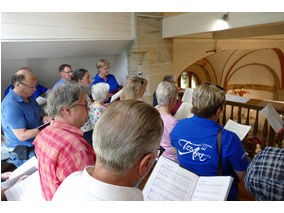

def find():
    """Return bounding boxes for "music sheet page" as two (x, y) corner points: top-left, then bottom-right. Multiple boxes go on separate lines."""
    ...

(260, 103), (283, 132)
(182, 88), (194, 103)
(174, 102), (193, 120)
(143, 156), (199, 201)
(4, 171), (44, 201)
(191, 176), (233, 201)
(224, 119), (251, 141)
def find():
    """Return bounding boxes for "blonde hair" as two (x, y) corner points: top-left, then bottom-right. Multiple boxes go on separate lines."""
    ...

(191, 83), (225, 118)
(156, 81), (178, 106)
(93, 100), (163, 174)
(91, 83), (110, 102)
(120, 77), (148, 100)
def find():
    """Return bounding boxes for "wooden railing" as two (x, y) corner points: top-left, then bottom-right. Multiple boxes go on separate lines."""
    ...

(220, 98), (284, 158)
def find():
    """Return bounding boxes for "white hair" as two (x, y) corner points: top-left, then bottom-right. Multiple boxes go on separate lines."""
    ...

(91, 83), (110, 102)
(156, 81), (178, 106)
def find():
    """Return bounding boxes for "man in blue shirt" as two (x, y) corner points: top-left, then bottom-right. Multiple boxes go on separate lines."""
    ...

(52, 64), (73, 91)
(90, 59), (120, 103)
(1, 68), (48, 167)
(4, 83), (51, 98)
(170, 83), (249, 200)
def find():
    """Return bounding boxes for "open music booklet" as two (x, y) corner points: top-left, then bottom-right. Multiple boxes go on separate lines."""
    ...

(2, 156), (44, 201)
(143, 156), (233, 201)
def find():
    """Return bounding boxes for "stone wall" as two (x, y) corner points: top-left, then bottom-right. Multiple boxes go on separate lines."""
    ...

(128, 13), (174, 104)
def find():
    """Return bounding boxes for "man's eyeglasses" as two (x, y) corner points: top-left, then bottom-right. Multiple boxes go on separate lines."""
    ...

(72, 103), (88, 109)
(63, 71), (73, 74)
(19, 82), (37, 89)
(205, 82), (224, 91)
(157, 146), (165, 158)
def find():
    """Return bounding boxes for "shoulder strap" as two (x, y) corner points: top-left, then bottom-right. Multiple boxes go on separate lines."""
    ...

(217, 128), (223, 176)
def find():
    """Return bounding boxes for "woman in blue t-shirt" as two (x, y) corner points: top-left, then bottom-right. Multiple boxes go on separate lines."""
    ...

(170, 83), (249, 201)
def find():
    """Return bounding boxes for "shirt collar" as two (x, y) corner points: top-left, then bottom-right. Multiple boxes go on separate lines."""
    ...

(81, 166), (144, 201)
(10, 89), (32, 103)
(50, 120), (84, 136)
(192, 115), (222, 129)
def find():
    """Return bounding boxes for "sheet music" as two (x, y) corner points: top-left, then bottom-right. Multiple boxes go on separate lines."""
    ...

(2, 156), (38, 189)
(191, 176), (233, 201)
(182, 88), (194, 103)
(174, 102), (193, 120)
(36, 96), (47, 105)
(110, 89), (123, 102)
(143, 156), (199, 201)
(260, 103), (284, 132)
(9, 156), (38, 179)
(224, 119), (251, 141)
(4, 171), (44, 201)
(225, 94), (250, 103)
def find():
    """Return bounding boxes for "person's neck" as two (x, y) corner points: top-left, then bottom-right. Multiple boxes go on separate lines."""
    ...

(13, 88), (29, 102)
(157, 105), (171, 115)
(92, 101), (104, 107)
(91, 162), (138, 187)
(98, 73), (107, 81)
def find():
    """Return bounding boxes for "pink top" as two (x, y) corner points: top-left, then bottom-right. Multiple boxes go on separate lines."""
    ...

(34, 120), (96, 200)
(160, 114), (178, 163)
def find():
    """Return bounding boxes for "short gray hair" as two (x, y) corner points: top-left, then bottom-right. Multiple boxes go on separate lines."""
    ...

(91, 83), (110, 102)
(45, 82), (90, 118)
(156, 81), (178, 106)
(191, 83), (225, 118)
(96, 59), (109, 69)
(93, 100), (163, 174)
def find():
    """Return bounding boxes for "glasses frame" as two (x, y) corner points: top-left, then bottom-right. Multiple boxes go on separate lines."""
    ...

(71, 103), (88, 109)
(157, 146), (166, 158)
(19, 82), (37, 89)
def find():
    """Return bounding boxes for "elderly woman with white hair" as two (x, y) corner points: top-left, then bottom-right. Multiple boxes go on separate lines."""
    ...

(156, 81), (178, 162)
(89, 82), (110, 129)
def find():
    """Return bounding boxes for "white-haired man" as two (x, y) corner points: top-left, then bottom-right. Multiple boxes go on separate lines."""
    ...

(53, 100), (164, 200)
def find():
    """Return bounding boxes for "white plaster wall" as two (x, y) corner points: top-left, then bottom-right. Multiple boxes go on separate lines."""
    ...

(1, 54), (128, 99)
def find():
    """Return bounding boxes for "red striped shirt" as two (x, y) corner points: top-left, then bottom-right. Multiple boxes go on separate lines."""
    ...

(34, 120), (96, 201)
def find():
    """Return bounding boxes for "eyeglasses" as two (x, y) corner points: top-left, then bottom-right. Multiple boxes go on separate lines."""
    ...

(72, 103), (88, 109)
(205, 82), (224, 91)
(19, 82), (37, 89)
(63, 71), (73, 74)
(157, 146), (166, 158)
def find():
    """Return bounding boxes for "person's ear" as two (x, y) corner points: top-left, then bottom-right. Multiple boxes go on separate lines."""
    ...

(61, 106), (72, 116)
(139, 153), (154, 178)
(216, 107), (222, 117)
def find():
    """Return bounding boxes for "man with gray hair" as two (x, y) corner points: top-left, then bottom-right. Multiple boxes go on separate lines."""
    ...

(34, 83), (96, 201)
(53, 100), (164, 201)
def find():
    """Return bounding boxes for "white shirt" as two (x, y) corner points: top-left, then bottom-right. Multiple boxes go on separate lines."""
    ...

(52, 166), (144, 201)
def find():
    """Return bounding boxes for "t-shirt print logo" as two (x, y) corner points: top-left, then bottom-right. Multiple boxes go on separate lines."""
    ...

(177, 139), (212, 161)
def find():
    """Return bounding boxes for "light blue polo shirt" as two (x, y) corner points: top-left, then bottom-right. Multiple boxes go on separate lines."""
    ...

(52, 78), (65, 91)
(170, 115), (249, 200)
(1, 90), (43, 148)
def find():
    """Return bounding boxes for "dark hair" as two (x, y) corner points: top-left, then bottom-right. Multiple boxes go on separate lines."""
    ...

(163, 75), (175, 82)
(71, 68), (88, 82)
(59, 64), (72, 72)
(11, 73), (25, 85)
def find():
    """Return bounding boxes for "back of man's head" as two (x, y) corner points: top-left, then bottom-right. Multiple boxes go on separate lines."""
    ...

(93, 100), (163, 174)
(45, 82), (89, 118)
(163, 75), (175, 83)
(59, 64), (72, 72)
